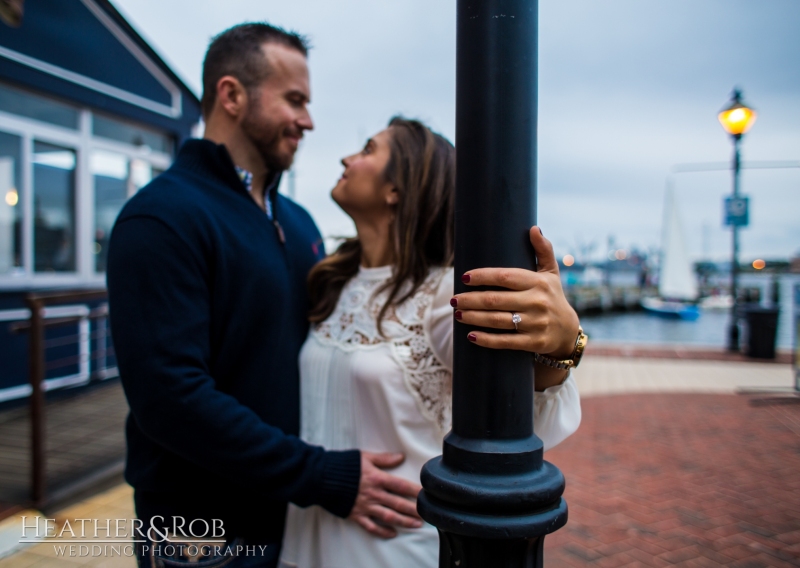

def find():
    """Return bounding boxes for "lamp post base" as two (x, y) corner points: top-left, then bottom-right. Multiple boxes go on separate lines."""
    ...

(437, 533), (545, 568)
(418, 441), (568, 568)
(419, 485), (567, 568)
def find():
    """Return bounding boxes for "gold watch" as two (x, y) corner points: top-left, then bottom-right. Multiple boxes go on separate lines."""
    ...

(533, 327), (588, 370)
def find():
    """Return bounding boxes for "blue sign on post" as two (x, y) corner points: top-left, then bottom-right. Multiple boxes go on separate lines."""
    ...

(724, 196), (749, 227)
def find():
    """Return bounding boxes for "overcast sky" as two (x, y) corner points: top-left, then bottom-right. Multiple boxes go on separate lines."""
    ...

(114, 0), (800, 263)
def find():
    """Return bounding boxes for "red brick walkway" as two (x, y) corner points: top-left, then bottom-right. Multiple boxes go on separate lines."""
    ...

(544, 393), (800, 567)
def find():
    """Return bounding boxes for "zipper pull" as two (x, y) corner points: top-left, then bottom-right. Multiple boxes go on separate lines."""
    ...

(273, 219), (286, 244)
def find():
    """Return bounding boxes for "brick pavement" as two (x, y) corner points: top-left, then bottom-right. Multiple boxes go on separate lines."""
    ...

(544, 392), (800, 567)
(1, 356), (797, 567)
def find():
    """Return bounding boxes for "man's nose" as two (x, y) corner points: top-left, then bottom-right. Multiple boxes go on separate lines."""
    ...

(298, 109), (314, 132)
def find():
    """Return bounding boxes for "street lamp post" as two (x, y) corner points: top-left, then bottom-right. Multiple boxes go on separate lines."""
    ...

(718, 88), (757, 351)
(417, 1), (567, 566)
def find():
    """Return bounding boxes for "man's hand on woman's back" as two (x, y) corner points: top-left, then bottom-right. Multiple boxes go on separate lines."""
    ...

(348, 451), (423, 538)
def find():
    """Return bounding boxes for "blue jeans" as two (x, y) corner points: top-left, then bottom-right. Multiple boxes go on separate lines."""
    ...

(135, 537), (280, 568)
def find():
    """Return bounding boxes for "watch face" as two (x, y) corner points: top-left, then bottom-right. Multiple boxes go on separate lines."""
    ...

(573, 332), (588, 367)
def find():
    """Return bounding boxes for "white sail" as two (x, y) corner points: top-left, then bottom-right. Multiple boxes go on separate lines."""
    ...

(659, 184), (698, 301)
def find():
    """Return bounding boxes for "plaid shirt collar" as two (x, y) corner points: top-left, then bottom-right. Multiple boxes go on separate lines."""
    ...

(235, 166), (279, 220)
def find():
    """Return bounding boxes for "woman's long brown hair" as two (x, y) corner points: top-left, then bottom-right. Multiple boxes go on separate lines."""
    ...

(307, 117), (455, 331)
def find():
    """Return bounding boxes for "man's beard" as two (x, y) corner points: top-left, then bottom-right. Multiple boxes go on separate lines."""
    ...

(241, 109), (294, 172)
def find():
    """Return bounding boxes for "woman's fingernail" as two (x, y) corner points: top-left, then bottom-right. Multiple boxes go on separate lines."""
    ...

(468, 333), (477, 342)
(461, 274), (471, 284)
(413, 521), (423, 528)
(454, 310), (463, 320)
(450, 298), (458, 308)
(539, 227), (543, 236)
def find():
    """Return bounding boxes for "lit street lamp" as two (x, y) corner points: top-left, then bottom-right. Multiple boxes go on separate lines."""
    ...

(718, 88), (756, 351)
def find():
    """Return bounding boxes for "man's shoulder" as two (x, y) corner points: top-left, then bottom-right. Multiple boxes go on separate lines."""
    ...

(108, 170), (223, 267)
(117, 168), (212, 225)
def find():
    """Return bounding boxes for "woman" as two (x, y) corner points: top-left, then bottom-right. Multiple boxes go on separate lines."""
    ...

(279, 118), (581, 567)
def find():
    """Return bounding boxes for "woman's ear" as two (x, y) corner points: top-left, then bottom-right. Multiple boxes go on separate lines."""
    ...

(385, 186), (399, 206)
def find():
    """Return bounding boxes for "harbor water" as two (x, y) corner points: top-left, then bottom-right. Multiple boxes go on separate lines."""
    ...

(581, 274), (799, 350)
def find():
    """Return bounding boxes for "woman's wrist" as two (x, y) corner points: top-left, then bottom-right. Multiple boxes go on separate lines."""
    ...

(533, 362), (570, 391)
(543, 319), (581, 359)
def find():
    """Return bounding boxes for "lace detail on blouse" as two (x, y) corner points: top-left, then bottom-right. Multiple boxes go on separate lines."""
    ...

(312, 267), (453, 432)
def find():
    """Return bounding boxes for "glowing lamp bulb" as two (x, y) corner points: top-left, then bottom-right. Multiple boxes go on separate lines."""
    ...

(729, 108), (745, 123)
(5, 188), (18, 206)
(718, 90), (757, 136)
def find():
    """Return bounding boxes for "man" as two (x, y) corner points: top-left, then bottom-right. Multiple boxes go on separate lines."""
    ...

(107, 24), (421, 568)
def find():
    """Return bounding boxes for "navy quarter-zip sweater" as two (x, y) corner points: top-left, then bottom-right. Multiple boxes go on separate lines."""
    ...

(107, 139), (360, 542)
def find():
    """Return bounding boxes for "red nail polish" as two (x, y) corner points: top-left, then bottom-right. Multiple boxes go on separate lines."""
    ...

(450, 298), (458, 308)
(454, 310), (462, 320)
(468, 333), (477, 342)
(461, 274), (471, 284)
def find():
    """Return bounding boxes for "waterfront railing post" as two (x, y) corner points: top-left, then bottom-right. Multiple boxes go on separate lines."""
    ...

(26, 296), (46, 508)
(417, 1), (568, 566)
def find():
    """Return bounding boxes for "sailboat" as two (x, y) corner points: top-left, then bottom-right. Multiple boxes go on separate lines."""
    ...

(641, 184), (700, 320)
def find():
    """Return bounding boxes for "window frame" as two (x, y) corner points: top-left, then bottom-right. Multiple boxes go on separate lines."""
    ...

(0, 104), (172, 290)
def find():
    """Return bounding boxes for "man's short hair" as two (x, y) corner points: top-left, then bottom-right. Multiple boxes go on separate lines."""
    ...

(201, 23), (309, 117)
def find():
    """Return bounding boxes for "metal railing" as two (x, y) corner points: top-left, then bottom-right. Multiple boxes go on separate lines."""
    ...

(7, 289), (122, 507)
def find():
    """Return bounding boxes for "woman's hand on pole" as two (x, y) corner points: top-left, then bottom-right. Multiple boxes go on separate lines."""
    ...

(451, 226), (580, 360)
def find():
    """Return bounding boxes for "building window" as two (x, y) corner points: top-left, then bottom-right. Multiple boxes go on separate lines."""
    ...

(93, 113), (173, 155)
(92, 152), (156, 272)
(33, 141), (76, 272)
(0, 83), (176, 284)
(0, 82), (79, 130)
(0, 130), (22, 274)
(92, 150), (126, 273)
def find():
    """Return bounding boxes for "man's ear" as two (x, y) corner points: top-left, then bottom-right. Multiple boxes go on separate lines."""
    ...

(215, 75), (248, 119)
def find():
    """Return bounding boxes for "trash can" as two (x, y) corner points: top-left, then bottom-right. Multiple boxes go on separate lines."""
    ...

(744, 305), (780, 359)
(794, 284), (799, 391)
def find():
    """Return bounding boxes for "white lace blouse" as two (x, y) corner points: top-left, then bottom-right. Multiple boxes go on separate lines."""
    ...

(279, 265), (581, 568)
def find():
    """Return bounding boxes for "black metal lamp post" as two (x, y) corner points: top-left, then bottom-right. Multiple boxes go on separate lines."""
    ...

(718, 89), (757, 351)
(417, 1), (567, 566)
